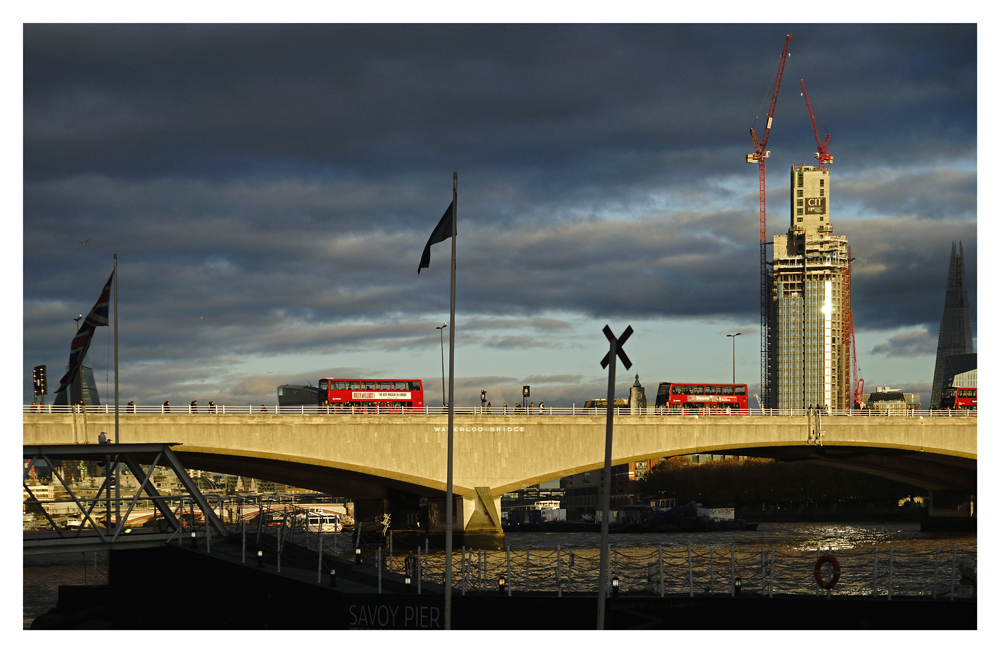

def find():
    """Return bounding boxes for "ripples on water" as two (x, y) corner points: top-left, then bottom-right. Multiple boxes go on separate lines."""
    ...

(504, 521), (976, 555)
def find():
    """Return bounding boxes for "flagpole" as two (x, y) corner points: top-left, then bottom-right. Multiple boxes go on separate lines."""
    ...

(113, 254), (120, 528)
(444, 172), (457, 630)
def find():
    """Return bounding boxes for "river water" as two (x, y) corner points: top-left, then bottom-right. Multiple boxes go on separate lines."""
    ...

(23, 521), (976, 628)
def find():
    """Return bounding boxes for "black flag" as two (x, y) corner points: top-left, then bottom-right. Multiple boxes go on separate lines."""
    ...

(417, 201), (455, 273)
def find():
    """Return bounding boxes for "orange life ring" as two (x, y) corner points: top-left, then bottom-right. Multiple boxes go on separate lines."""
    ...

(814, 553), (841, 589)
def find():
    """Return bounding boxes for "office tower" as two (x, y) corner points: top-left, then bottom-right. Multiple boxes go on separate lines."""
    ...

(768, 164), (851, 409)
(930, 242), (975, 408)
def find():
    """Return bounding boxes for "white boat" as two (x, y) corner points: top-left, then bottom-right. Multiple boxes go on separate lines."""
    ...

(302, 512), (342, 533)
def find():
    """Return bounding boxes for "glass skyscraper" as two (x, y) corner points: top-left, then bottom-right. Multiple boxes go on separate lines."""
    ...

(930, 241), (975, 408)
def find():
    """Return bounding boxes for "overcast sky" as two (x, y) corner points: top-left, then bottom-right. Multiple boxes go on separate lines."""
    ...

(21, 22), (977, 408)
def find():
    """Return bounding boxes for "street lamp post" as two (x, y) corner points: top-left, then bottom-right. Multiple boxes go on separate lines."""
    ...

(727, 333), (741, 384)
(436, 323), (448, 406)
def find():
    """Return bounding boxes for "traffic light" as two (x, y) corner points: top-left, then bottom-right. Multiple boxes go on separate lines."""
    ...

(33, 365), (47, 396)
(522, 385), (530, 399)
(480, 390), (487, 405)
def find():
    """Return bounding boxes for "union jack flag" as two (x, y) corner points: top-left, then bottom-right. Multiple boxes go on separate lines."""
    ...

(54, 270), (114, 396)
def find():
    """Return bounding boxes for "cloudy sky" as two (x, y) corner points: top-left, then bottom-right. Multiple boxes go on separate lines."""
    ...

(21, 22), (977, 408)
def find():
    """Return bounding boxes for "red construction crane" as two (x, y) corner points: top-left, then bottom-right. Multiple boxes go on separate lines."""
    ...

(747, 33), (792, 409)
(848, 247), (863, 408)
(800, 79), (833, 170)
(851, 320), (864, 409)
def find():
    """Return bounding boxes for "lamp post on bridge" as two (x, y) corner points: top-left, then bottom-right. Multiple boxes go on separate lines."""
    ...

(727, 333), (741, 384)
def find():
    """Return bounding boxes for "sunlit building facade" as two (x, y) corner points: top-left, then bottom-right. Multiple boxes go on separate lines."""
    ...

(768, 164), (851, 409)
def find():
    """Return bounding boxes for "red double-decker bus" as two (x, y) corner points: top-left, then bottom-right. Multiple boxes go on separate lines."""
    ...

(940, 387), (976, 411)
(654, 382), (749, 412)
(318, 378), (424, 412)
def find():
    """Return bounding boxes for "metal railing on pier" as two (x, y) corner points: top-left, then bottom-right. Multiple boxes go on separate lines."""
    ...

(23, 404), (977, 419)
(303, 540), (976, 600)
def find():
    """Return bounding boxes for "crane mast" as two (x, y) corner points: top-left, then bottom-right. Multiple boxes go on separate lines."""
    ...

(747, 34), (792, 410)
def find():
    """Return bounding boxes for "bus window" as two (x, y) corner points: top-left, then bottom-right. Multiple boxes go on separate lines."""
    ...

(691, 386), (704, 394)
(723, 386), (734, 395)
(377, 381), (391, 390)
(735, 386), (746, 395)
(943, 388), (956, 399)
(333, 381), (346, 390)
(408, 381), (421, 391)
(348, 381), (361, 390)
(320, 380), (328, 391)
(393, 381), (407, 391)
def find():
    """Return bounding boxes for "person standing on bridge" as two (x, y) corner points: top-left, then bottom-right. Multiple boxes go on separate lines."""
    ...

(260, 404), (267, 413)
(486, 401), (491, 413)
(209, 401), (216, 413)
(127, 400), (135, 413)
(191, 400), (198, 413)
(503, 402), (508, 414)
(539, 401), (544, 413)
(163, 399), (170, 413)
(529, 402), (534, 414)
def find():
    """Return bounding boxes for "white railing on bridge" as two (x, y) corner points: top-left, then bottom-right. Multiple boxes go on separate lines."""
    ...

(24, 404), (977, 418)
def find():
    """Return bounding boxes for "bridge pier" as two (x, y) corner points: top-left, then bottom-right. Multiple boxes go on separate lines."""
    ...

(419, 487), (505, 550)
(354, 489), (505, 551)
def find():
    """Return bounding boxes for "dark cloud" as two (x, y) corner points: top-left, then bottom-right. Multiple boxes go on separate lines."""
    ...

(24, 24), (974, 182)
(869, 329), (938, 358)
(836, 168), (976, 220)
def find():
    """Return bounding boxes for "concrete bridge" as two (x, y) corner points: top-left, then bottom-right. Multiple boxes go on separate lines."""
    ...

(23, 411), (976, 545)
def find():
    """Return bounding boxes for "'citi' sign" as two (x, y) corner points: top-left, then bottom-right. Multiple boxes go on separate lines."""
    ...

(805, 197), (827, 214)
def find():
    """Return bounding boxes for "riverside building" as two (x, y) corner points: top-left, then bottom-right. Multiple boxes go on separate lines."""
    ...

(768, 164), (851, 409)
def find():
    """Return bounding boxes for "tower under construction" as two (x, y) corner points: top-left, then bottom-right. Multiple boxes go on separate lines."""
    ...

(930, 241), (975, 408)
(768, 164), (851, 409)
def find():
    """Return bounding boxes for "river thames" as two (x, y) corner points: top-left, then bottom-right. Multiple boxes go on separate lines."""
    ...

(23, 521), (976, 629)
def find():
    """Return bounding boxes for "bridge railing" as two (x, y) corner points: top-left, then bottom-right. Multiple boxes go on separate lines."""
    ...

(24, 404), (977, 418)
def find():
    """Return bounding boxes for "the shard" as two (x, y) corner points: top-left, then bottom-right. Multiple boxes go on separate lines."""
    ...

(930, 241), (975, 408)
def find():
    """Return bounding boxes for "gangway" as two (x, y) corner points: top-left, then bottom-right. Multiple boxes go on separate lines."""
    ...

(23, 442), (229, 556)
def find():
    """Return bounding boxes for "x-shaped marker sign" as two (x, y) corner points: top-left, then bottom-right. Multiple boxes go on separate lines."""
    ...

(600, 324), (633, 370)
